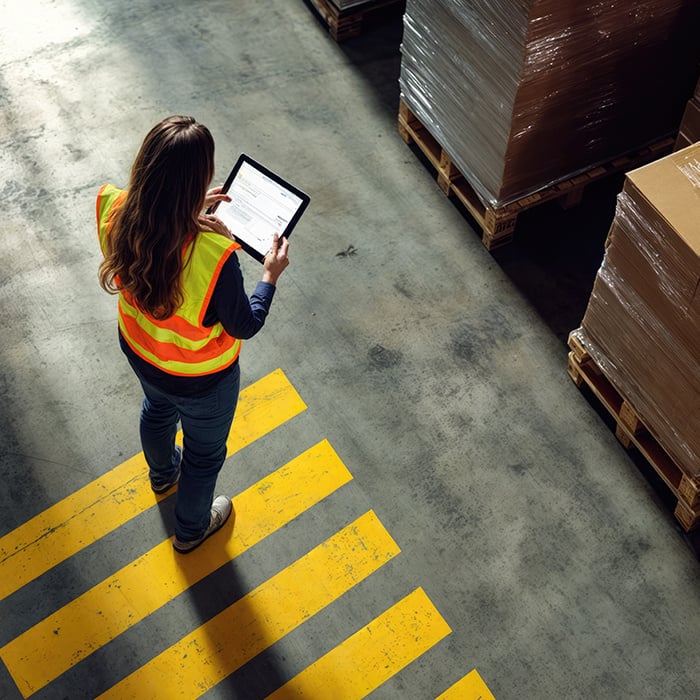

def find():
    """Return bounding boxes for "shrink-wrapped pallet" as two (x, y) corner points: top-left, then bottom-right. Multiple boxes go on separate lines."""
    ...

(399, 0), (700, 206)
(572, 143), (700, 480)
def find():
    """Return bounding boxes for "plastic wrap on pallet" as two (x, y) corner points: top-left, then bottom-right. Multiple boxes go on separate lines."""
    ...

(575, 269), (700, 479)
(574, 149), (700, 479)
(609, 193), (699, 322)
(399, 0), (700, 206)
(399, 0), (526, 205)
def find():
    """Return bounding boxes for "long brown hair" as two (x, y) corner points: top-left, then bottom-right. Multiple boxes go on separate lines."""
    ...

(98, 115), (214, 319)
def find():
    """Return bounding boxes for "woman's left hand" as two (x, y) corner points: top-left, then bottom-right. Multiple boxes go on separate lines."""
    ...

(204, 186), (231, 211)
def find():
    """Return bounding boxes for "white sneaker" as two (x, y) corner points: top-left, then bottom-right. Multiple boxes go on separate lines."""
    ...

(173, 495), (233, 554)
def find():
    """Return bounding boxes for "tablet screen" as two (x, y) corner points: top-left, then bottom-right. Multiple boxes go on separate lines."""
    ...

(212, 155), (310, 262)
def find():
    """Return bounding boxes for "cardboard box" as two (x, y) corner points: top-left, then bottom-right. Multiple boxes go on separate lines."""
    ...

(617, 143), (700, 338)
(581, 274), (700, 474)
(624, 143), (700, 278)
(578, 143), (700, 477)
(603, 220), (700, 349)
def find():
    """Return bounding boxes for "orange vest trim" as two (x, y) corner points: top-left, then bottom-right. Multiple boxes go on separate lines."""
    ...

(118, 305), (240, 364)
(199, 244), (236, 327)
(118, 292), (224, 343)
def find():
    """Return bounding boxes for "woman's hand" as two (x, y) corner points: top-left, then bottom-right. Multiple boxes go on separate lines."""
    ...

(262, 234), (290, 285)
(198, 213), (234, 241)
(203, 186), (231, 212)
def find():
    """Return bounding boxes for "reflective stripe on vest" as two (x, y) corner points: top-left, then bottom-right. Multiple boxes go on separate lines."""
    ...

(96, 184), (242, 376)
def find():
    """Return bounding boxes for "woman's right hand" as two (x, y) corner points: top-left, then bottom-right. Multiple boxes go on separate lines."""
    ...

(198, 213), (234, 241)
(262, 234), (289, 285)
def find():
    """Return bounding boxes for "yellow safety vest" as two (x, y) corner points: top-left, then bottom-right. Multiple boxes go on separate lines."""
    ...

(96, 184), (242, 376)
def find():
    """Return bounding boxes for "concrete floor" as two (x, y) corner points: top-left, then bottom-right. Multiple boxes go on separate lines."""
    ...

(1, 1), (699, 698)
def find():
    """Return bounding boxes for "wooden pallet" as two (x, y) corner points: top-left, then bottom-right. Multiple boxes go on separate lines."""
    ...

(398, 99), (675, 251)
(305, 0), (405, 42)
(567, 331), (700, 532)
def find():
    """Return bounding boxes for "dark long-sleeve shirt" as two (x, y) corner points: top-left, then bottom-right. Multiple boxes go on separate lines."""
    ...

(120, 252), (275, 397)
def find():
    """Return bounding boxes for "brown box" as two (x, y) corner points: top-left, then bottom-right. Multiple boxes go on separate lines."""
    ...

(603, 221), (700, 350)
(578, 143), (700, 477)
(581, 273), (700, 474)
(624, 144), (700, 278)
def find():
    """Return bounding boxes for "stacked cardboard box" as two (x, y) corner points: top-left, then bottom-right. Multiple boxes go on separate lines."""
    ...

(399, 0), (700, 206)
(572, 143), (700, 480)
(675, 76), (700, 150)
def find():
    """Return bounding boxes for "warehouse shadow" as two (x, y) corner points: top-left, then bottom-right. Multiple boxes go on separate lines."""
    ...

(302, 0), (405, 119)
(489, 174), (624, 347)
(172, 540), (291, 698)
(336, 11), (405, 118)
(398, 132), (622, 347)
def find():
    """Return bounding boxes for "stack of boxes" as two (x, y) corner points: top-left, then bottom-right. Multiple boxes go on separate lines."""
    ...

(399, 0), (700, 206)
(571, 143), (700, 490)
(398, 1), (700, 520)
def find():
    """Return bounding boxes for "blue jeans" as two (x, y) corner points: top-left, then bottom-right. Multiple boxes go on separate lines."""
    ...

(134, 365), (240, 541)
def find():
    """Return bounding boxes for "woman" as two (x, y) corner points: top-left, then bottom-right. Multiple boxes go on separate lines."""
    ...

(97, 115), (289, 553)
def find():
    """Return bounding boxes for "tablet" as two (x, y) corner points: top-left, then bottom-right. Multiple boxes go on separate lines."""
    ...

(209, 154), (310, 263)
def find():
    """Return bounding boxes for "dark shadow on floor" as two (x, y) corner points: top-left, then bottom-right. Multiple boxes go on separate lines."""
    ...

(336, 12), (405, 117)
(303, 0), (405, 118)
(490, 175), (622, 346)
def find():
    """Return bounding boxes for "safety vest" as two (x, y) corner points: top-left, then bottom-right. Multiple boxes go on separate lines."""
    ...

(96, 184), (242, 376)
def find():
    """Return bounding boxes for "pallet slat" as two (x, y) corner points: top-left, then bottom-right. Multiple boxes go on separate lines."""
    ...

(398, 98), (675, 250)
(567, 333), (700, 532)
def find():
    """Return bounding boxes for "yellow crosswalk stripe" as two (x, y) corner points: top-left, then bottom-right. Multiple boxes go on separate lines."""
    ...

(0, 368), (306, 601)
(0, 440), (350, 698)
(435, 669), (496, 699)
(266, 587), (451, 699)
(96, 510), (400, 700)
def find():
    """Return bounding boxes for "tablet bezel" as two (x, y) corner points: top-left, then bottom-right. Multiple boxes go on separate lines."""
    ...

(210, 153), (310, 263)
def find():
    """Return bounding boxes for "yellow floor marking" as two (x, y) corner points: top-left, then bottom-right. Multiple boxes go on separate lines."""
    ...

(0, 440), (350, 698)
(435, 669), (496, 700)
(0, 368), (305, 601)
(267, 587), (451, 699)
(96, 510), (399, 700)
